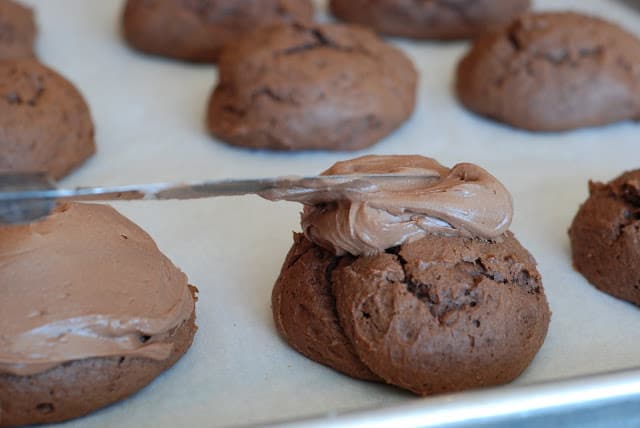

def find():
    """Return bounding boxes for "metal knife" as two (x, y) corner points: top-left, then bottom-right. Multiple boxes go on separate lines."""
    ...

(0, 172), (434, 225)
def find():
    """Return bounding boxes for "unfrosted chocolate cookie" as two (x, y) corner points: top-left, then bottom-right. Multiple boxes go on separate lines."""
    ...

(122, 0), (314, 63)
(207, 24), (417, 151)
(330, 0), (530, 40)
(570, 170), (640, 307)
(273, 232), (550, 395)
(0, 59), (95, 179)
(0, 0), (36, 60)
(456, 12), (640, 131)
(0, 203), (197, 426)
(272, 233), (381, 382)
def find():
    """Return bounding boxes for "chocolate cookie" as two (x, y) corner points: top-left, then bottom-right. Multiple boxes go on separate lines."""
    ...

(570, 170), (640, 307)
(272, 233), (381, 382)
(122, 0), (314, 63)
(273, 232), (550, 395)
(207, 24), (417, 151)
(0, 0), (36, 60)
(456, 12), (640, 132)
(271, 155), (550, 395)
(0, 59), (95, 179)
(0, 203), (197, 426)
(330, 0), (530, 40)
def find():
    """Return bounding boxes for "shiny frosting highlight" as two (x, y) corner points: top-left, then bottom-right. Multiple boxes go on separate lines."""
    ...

(0, 203), (194, 376)
(293, 155), (512, 256)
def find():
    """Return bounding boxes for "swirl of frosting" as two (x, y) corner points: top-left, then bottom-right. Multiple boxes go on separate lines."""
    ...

(0, 203), (195, 376)
(299, 155), (513, 256)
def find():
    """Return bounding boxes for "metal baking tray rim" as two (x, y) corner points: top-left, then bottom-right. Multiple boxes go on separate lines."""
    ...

(265, 367), (640, 427)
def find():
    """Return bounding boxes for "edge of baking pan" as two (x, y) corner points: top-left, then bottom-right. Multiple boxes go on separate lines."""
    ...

(256, 367), (640, 428)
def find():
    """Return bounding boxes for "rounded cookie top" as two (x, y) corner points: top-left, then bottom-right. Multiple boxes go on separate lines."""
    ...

(0, 58), (95, 179)
(207, 24), (417, 151)
(0, 202), (195, 377)
(273, 232), (550, 395)
(570, 170), (640, 307)
(0, 0), (37, 60)
(272, 155), (549, 395)
(122, 0), (315, 63)
(0, 202), (197, 426)
(333, 232), (549, 396)
(456, 12), (640, 132)
(330, 0), (530, 40)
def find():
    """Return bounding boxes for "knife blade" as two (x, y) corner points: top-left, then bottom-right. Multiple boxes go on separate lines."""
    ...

(0, 172), (435, 225)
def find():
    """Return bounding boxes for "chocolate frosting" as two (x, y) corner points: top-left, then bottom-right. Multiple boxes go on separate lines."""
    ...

(271, 155), (513, 256)
(0, 203), (195, 376)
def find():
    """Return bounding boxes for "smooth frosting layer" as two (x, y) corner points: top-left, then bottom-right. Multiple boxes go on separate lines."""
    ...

(273, 155), (513, 256)
(0, 203), (194, 376)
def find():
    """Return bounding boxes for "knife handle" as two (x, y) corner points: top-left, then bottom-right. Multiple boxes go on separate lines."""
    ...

(0, 174), (57, 225)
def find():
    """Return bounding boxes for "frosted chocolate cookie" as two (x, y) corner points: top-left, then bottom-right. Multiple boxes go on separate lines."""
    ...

(207, 24), (417, 151)
(570, 170), (640, 307)
(0, 59), (95, 179)
(456, 12), (640, 131)
(270, 155), (550, 395)
(330, 0), (530, 40)
(122, 0), (314, 63)
(0, 0), (36, 60)
(0, 203), (197, 426)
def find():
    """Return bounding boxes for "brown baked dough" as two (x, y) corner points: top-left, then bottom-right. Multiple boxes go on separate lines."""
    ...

(272, 234), (381, 381)
(272, 232), (550, 395)
(0, 0), (36, 60)
(122, 0), (315, 63)
(456, 12), (640, 132)
(570, 170), (640, 307)
(330, 0), (530, 40)
(0, 306), (197, 427)
(0, 59), (95, 179)
(207, 23), (417, 151)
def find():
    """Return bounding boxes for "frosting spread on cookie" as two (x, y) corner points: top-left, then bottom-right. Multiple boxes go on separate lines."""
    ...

(266, 155), (513, 256)
(0, 203), (194, 376)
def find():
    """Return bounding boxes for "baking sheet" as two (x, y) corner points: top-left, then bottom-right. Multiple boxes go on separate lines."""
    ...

(17, 0), (640, 426)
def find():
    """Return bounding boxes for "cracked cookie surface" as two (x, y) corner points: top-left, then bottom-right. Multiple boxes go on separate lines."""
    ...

(122, 0), (314, 63)
(272, 232), (550, 395)
(207, 23), (417, 151)
(0, 59), (95, 179)
(330, 0), (530, 40)
(570, 170), (640, 306)
(456, 12), (640, 131)
(272, 233), (381, 381)
(0, 0), (36, 60)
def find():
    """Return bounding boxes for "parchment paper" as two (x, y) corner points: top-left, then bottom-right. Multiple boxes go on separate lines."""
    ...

(16, 0), (640, 426)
